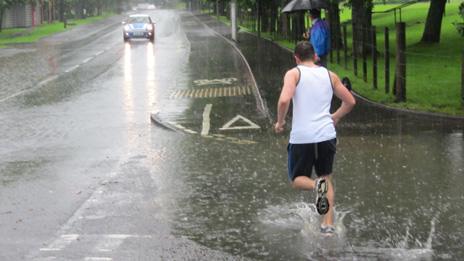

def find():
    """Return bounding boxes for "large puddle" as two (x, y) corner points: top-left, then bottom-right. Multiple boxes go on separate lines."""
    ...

(156, 12), (464, 260)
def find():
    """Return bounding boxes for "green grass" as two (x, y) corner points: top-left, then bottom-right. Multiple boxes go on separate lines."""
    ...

(0, 12), (113, 47)
(218, 2), (464, 116)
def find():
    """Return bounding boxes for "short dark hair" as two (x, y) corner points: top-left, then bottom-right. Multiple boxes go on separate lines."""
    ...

(309, 9), (321, 18)
(294, 41), (315, 61)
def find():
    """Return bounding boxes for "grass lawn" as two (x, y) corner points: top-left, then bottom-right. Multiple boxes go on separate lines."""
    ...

(218, 2), (464, 116)
(0, 12), (113, 47)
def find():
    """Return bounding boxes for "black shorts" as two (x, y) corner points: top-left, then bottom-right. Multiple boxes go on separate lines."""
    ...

(287, 138), (337, 181)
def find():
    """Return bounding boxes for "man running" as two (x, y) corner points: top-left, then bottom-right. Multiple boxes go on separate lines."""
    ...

(274, 41), (355, 235)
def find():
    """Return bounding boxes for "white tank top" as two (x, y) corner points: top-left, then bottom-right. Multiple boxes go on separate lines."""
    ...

(289, 65), (336, 144)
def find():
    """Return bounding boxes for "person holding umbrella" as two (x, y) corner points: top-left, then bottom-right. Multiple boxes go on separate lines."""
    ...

(305, 8), (330, 67)
(282, 1), (330, 67)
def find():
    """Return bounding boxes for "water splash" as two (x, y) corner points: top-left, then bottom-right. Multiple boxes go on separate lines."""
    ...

(258, 202), (438, 260)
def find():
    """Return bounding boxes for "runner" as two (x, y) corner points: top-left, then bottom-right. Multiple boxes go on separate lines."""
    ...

(274, 41), (355, 235)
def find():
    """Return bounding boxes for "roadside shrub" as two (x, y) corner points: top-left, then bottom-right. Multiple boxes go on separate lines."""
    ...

(455, 2), (464, 37)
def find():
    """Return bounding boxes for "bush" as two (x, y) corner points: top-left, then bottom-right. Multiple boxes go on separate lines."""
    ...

(460, 3), (464, 19)
(455, 3), (464, 37)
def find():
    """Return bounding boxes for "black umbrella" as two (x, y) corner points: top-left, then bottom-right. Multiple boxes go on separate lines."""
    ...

(282, 0), (328, 13)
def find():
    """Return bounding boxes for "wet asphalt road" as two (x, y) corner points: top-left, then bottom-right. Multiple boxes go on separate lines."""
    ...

(1, 9), (464, 261)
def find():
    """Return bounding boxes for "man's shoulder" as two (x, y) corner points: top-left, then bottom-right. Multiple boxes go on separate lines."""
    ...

(286, 67), (299, 75)
(284, 67), (300, 83)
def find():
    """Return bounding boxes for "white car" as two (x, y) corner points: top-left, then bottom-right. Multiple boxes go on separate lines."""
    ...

(122, 14), (155, 42)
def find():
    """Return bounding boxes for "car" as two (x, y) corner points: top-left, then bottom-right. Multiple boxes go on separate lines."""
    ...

(135, 3), (156, 10)
(122, 14), (155, 42)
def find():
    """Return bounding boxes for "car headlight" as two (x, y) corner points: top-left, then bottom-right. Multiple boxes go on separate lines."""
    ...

(124, 25), (130, 31)
(146, 24), (153, 31)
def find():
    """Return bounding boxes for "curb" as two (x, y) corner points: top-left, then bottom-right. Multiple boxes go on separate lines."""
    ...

(150, 113), (182, 133)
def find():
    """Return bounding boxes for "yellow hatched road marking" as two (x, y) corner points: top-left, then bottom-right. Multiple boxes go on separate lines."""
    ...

(170, 86), (253, 99)
(189, 89), (195, 98)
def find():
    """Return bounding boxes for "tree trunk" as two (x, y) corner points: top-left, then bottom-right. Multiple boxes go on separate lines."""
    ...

(59, 0), (64, 22)
(351, 0), (373, 55)
(218, 0), (226, 16)
(261, 1), (269, 32)
(421, 0), (447, 43)
(256, 0), (261, 36)
(327, 1), (342, 49)
(0, 8), (4, 32)
(270, 0), (278, 33)
(292, 12), (305, 43)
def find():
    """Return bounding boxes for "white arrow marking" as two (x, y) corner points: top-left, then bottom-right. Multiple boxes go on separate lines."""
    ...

(219, 115), (260, 130)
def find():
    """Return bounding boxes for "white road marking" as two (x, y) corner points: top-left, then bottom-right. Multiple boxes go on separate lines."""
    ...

(193, 78), (237, 86)
(39, 75), (59, 86)
(94, 50), (104, 56)
(219, 115), (261, 131)
(84, 257), (112, 261)
(201, 104), (213, 136)
(0, 75), (59, 103)
(95, 234), (130, 252)
(167, 122), (198, 134)
(39, 234), (79, 252)
(82, 57), (93, 64)
(64, 65), (79, 73)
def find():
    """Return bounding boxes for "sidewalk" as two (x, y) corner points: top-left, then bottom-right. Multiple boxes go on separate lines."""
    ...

(0, 14), (123, 104)
(40, 14), (124, 46)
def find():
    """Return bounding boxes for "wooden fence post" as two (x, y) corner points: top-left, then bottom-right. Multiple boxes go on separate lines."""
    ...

(353, 23), (358, 76)
(343, 24), (348, 69)
(336, 26), (341, 65)
(362, 27), (367, 82)
(461, 51), (464, 107)
(372, 26), (378, 89)
(385, 27), (390, 94)
(395, 22), (406, 102)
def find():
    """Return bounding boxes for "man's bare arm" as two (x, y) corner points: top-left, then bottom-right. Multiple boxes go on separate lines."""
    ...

(330, 72), (356, 125)
(275, 68), (299, 133)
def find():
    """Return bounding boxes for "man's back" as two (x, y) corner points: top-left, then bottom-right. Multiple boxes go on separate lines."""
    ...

(290, 65), (335, 144)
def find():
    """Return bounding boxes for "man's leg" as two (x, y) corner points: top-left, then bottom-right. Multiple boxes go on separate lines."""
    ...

(292, 176), (316, 190)
(322, 175), (334, 226)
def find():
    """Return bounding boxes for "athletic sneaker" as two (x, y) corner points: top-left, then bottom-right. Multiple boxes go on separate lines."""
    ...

(320, 225), (336, 236)
(315, 178), (329, 215)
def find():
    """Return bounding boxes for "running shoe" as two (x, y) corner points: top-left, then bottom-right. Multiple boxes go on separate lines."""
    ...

(315, 178), (329, 215)
(320, 225), (336, 236)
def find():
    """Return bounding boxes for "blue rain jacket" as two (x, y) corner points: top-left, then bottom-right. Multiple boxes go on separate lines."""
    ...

(310, 19), (330, 57)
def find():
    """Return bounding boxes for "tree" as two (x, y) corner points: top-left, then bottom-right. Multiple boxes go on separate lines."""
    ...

(327, 0), (342, 49)
(0, 0), (26, 32)
(421, 0), (447, 43)
(350, 0), (373, 55)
